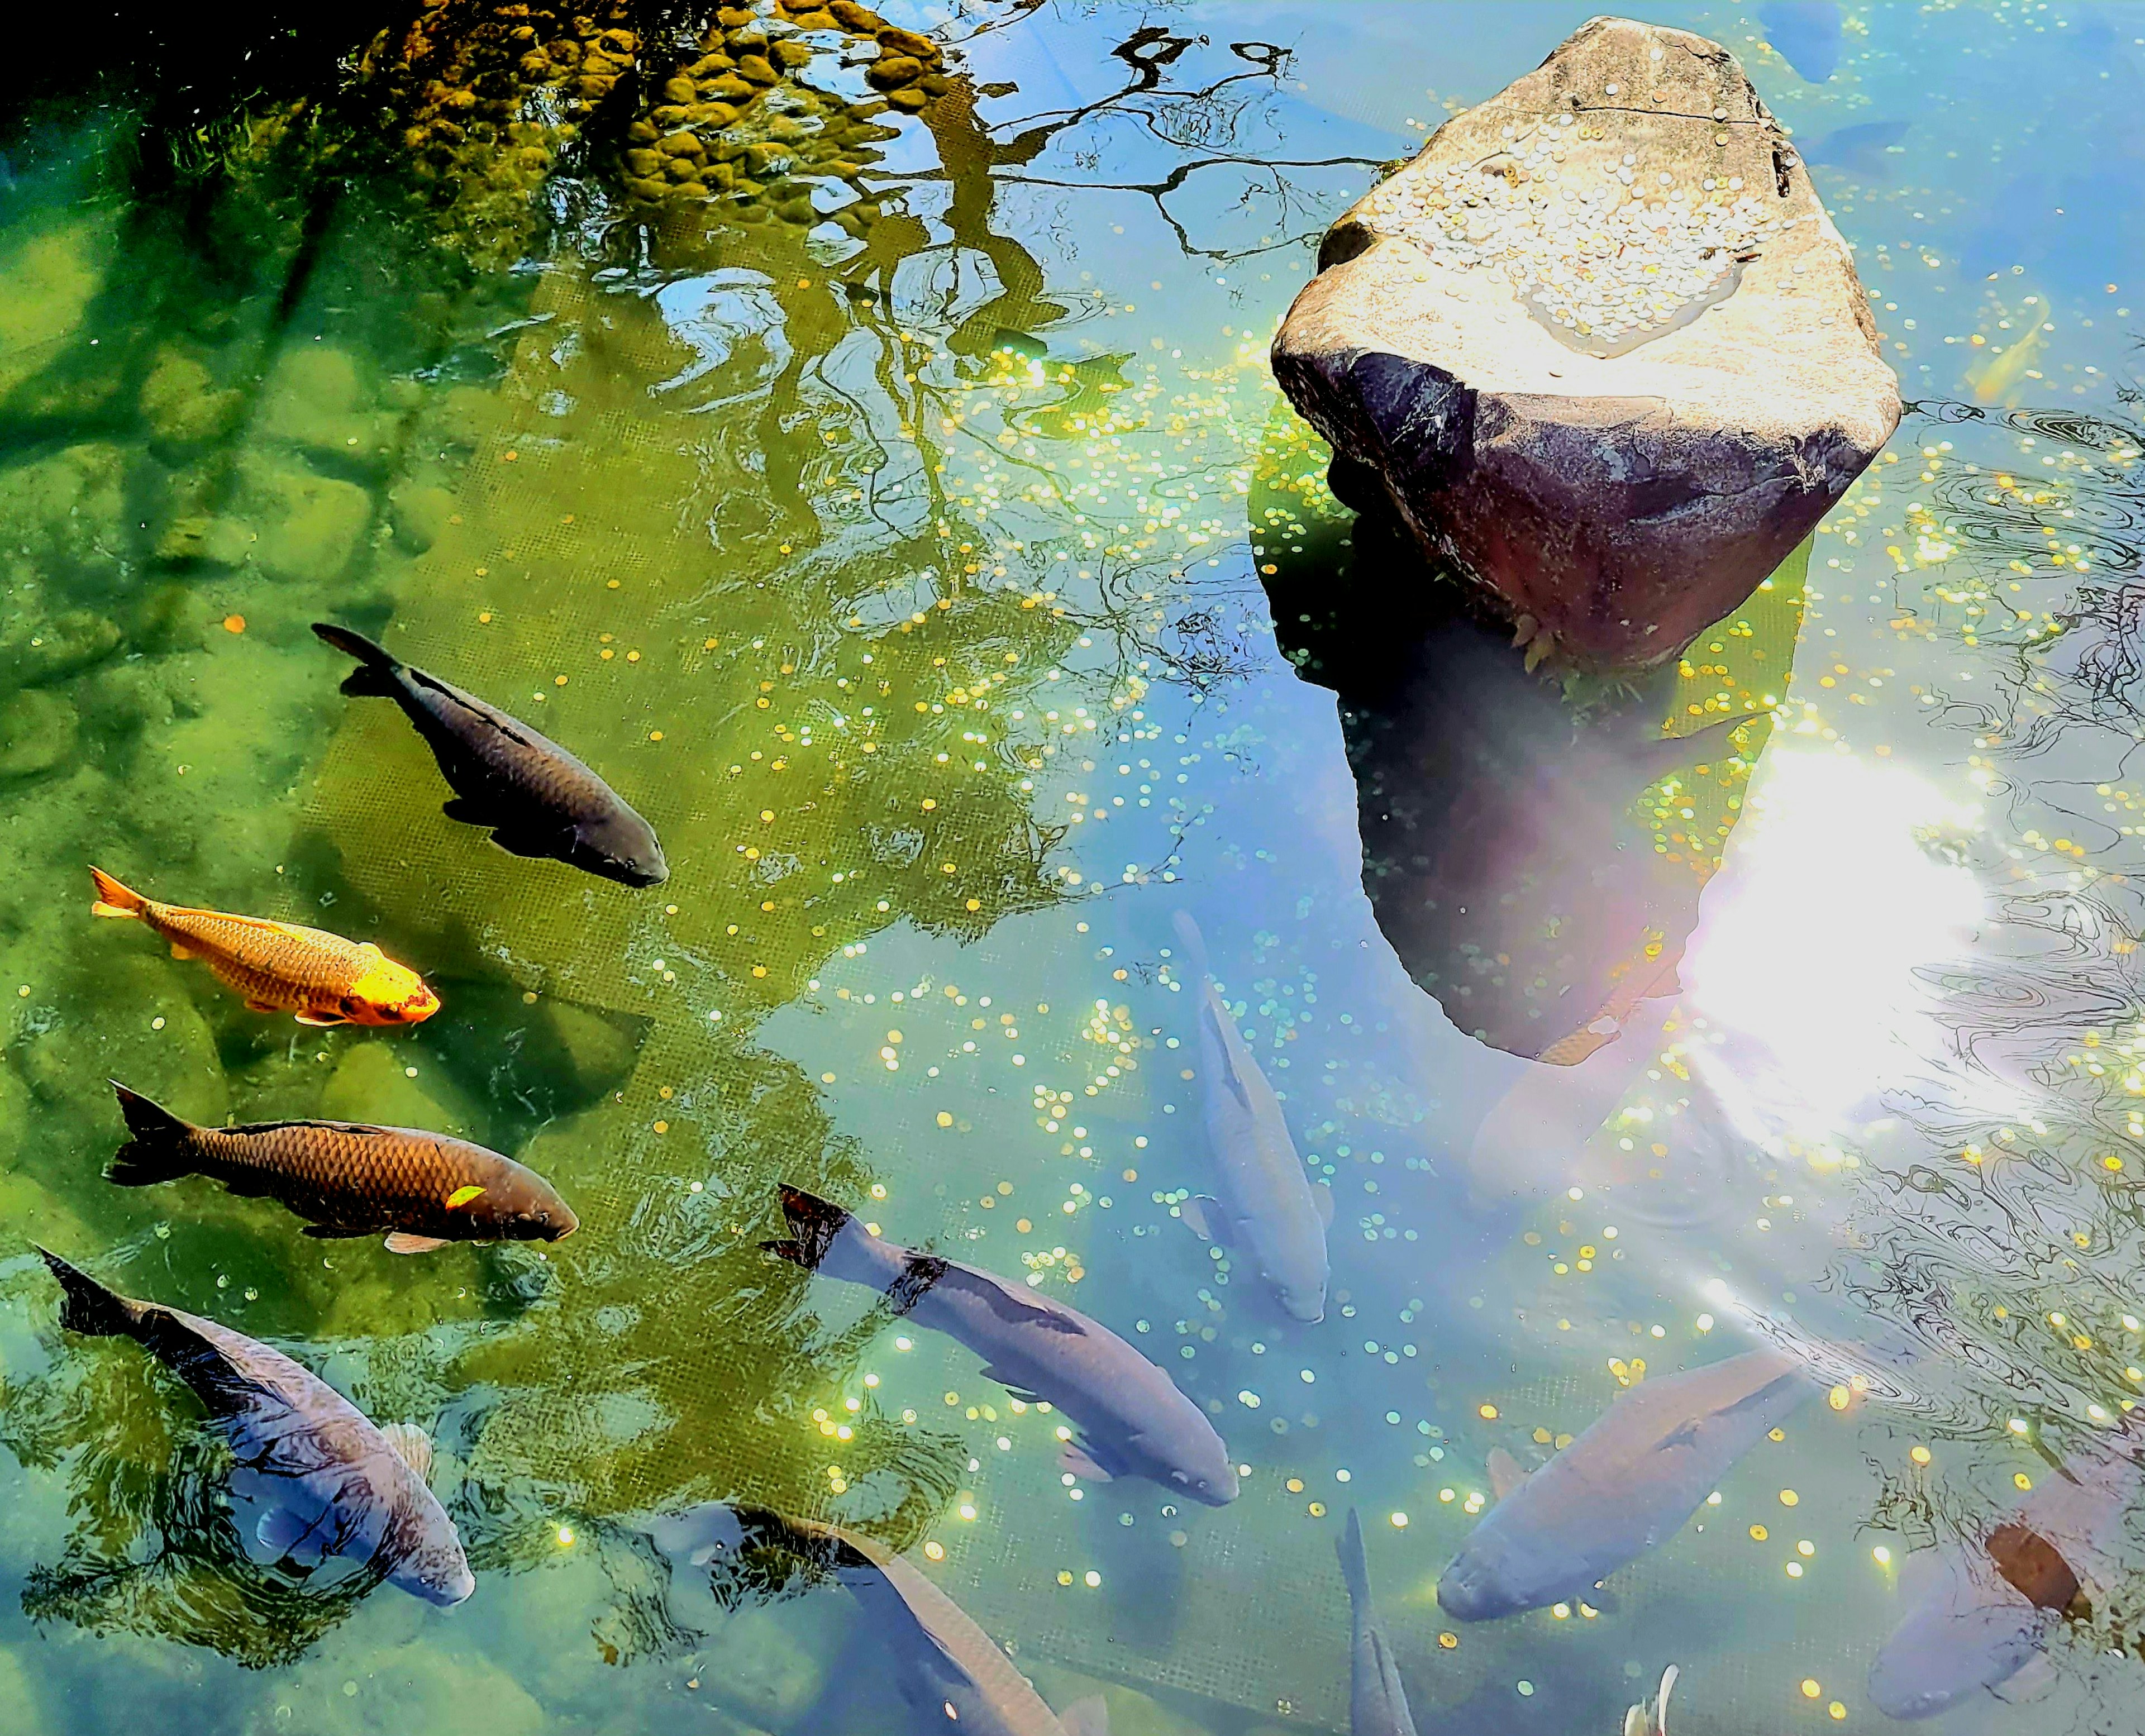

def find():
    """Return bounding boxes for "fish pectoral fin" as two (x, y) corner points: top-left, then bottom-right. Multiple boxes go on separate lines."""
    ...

(1991, 1652), (2058, 1704)
(302, 1224), (376, 1240)
(377, 1421), (436, 1482)
(1486, 1447), (1529, 1503)
(488, 828), (570, 861)
(440, 797), (497, 826)
(976, 1367), (1046, 1405)
(166, 941), (197, 961)
(1310, 1180), (1334, 1228)
(293, 1012), (347, 1028)
(384, 1233), (451, 1255)
(1179, 1195), (1231, 1244)
(1059, 1442), (1116, 1483)
(1058, 1694), (1111, 1736)
(255, 1501), (331, 1565)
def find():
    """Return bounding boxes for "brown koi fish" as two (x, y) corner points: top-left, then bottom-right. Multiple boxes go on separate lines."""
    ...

(89, 867), (438, 1027)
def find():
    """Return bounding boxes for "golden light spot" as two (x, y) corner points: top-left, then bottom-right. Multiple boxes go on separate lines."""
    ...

(923, 1541), (945, 1561)
(1828, 1385), (1850, 1411)
(1478, 1403), (1499, 1420)
(1910, 1444), (1932, 1466)
(1801, 1680), (1821, 1700)
(652, 1120), (668, 1134)
(222, 614), (246, 634)
(1779, 1490), (1799, 1507)
(650, 731), (664, 742)
(936, 1112), (954, 1128)
(1750, 1524), (1769, 1541)
(1307, 1501), (1327, 1517)
(1438, 1633), (1458, 1650)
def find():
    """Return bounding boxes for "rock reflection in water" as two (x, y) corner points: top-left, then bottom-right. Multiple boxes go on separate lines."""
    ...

(1255, 468), (1791, 1065)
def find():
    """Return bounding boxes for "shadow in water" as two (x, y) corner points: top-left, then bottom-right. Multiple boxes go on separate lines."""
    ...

(1255, 459), (1767, 1063)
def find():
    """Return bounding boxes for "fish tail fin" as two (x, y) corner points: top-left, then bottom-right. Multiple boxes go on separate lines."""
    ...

(88, 866), (146, 920)
(1169, 909), (1210, 979)
(763, 1184), (854, 1271)
(311, 622), (402, 697)
(1059, 1695), (1111, 1736)
(104, 1082), (197, 1185)
(1336, 1505), (1371, 1605)
(36, 1248), (137, 1339)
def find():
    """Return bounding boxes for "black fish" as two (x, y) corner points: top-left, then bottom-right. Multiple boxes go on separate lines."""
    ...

(37, 1248), (473, 1606)
(312, 622), (668, 888)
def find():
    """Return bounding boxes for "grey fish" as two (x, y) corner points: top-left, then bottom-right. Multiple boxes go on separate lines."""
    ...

(312, 622), (667, 888)
(765, 1185), (1237, 1504)
(1867, 1439), (2138, 1719)
(1172, 912), (1331, 1323)
(38, 1248), (473, 1606)
(649, 1503), (1110, 1736)
(1438, 1348), (1812, 1620)
(1623, 1664), (1679, 1736)
(1337, 1508), (1419, 1736)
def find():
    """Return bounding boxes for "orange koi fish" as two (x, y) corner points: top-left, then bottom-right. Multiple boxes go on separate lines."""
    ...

(88, 867), (439, 1027)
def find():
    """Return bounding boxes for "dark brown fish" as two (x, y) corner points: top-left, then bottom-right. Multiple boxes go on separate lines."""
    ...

(107, 1081), (577, 1254)
(37, 1247), (473, 1605)
(312, 621), (667, 888)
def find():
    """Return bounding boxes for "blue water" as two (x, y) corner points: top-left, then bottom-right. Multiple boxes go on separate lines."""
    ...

(2, 1), (2144, 1731)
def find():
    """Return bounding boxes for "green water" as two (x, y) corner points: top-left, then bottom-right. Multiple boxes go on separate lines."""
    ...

(6, 2), (2145, 1732)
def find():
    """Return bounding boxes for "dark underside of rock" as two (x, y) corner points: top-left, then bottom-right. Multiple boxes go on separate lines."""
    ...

(1271, 15), (1900, 669)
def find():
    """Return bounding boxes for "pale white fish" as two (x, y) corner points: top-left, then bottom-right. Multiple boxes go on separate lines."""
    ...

(1438, 1347), (1814, 1619)
(647, 1503), (1110, 1736)
(1172, 911), (1332, 1323)
(1867, 1436), (2142, 1720)
(1623, 1663), (1677, 1735)
(1337, 1507), (1419, 1736)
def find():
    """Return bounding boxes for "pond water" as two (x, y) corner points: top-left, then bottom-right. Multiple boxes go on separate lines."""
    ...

(1, 1), (2144, 1731)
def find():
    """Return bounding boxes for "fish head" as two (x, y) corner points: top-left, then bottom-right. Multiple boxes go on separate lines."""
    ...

(1866, 1591), (2051, 1719)
(1436, 1520), (1565, 1621)
(571, 810), (669, 888)
(1278, 1277), (1327, 1324)
(391, 1529), (476, 1607)
(507, 1194), (579, 1243)
(1168, 1453), (1241, 1507)
(342, 956), (440, 1026)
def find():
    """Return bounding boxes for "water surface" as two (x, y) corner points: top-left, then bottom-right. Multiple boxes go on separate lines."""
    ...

(3, 2), (2145, 1731)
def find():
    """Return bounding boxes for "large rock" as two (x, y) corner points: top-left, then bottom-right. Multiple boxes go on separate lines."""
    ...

(1270, 16), (1898, 668)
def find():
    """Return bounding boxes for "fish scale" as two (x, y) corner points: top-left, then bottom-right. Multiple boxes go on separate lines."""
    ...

(198, 1124), (470, 1201)
(153, 905), (374, 992)
(106, 1085), (579, 1248)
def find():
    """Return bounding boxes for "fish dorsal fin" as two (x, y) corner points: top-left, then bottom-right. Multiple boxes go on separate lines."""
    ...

(1487, 1447), (1528, 1503)
(1310, 1181), (1334, 1227)
(935, 1265), (1085, 1333)
(1178, 1195), (1232, 1246)
(1201, 998), (1253, 1112)
(378, 1421), (435, 1482)
(411, 669), (547, 751)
